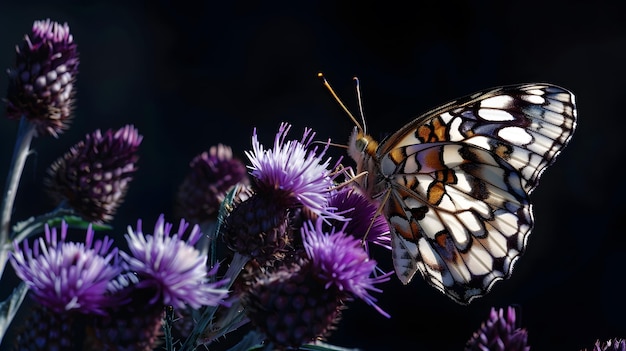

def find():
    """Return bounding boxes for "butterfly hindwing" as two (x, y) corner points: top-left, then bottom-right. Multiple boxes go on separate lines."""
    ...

(357, 83), (576, 304)
(383, 142), (533, 303)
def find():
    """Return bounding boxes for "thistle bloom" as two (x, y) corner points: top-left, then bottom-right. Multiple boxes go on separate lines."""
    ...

(301, 218), (391, 317)
(224, 123), (343, 264)
(9, 221), (121, 315)
(327, 186), (391, 249)
(5, 19), (79, 137)
(119, 214), (229, 309)
(175, 144), (249, 223)
(245, 122), (341, 221)
(242, 218), (390, 349)
(465, 306), (530, 351)
(44, 125), (142, 223)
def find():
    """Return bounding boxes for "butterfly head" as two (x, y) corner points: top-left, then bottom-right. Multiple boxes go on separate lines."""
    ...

(347, 127), (380, 196)
(347, 127), (378, 162)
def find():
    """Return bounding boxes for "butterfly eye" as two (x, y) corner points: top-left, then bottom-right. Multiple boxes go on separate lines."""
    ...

(355, 137), (369, 153)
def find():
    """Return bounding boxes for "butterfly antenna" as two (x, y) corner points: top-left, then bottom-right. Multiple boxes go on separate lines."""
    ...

(353, 76), (368, 136)
(318, 73), (364, 132)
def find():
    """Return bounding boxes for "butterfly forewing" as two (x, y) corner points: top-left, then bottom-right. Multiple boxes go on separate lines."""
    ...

(357, 83), (576, 304)
(379, 84), (576, 192)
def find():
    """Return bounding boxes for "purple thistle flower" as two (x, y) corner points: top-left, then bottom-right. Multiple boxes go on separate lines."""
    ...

(175, 144), (250, 223)
(119, 214), (229, 309)
(223, 123), (344, 265)
(582, 339), (626, 351)
(327, 186), (390, 249)
(301, 218), (391, 318)
(242, 262), (345, 349)
(5, 19), (79, 137)
(241, 217), (390, 348)
(44, 125), (142, 223)
(245, 122), (342, 221)
(465, 306), (530, 351)
(9, 221), (121, 315)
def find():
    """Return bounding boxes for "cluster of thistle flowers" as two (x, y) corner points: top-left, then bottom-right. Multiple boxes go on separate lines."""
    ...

(0, 18), (394, 351)
(211, 122), (396, 348)
(0, 19), (232, 351)
(1, 18), (624, 351)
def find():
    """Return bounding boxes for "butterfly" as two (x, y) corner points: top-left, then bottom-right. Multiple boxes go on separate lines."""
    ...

(320, 74), (577, 304)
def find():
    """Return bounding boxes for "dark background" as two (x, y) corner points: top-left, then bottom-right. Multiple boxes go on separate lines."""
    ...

(0, 1), (624, 350)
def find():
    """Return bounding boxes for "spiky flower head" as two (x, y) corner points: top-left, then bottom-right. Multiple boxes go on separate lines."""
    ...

(175, 144), (249, 223)
(245, 122), (342, 221)
(44, 125), (142, 223)
(223, 123), (343, 264)
(582, 339), (626, 351)
(9, 221), (122, 315)
(242, 218), (390, 349)
(465, 306), (530, 351)
(5, 19), (79, 137)
(327, 186), (390, 249)
(301, 218), (391, 317)
(119, 214), (229, 309)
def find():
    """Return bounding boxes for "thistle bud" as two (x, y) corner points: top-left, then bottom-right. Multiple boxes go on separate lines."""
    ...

(44, 125), (142, 223)
(5, 19), (79, 137)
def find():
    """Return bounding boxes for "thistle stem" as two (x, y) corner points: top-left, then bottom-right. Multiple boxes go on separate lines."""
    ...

(179, 252), (250, 351)
(0, 117), (36, 276)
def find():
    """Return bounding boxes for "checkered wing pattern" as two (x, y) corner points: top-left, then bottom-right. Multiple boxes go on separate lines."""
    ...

(350, 83), (577, 304)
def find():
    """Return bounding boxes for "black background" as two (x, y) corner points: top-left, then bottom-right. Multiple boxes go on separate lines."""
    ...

(0, 1), (625, 350)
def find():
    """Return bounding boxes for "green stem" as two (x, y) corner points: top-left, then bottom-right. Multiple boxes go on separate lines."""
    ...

(0, 117), (36, 277)
(179, 252), (250, 351)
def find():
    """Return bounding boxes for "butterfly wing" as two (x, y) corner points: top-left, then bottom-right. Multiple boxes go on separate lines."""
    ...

(376, 84), (576, 304)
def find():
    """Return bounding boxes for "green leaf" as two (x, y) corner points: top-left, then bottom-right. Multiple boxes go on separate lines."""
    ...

(11, 209), (112, 244)
(50, 215), (112, 231)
